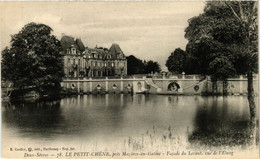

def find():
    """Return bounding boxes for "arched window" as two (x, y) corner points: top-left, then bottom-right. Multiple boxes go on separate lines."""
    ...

(72, 48), (76, 54)
(112, 62), (114, 67)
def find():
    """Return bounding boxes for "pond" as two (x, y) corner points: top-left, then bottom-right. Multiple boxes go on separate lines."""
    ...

(2, 95), (258, 157)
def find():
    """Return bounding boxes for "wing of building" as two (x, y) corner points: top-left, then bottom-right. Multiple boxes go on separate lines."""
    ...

(61, 35), (127, 78)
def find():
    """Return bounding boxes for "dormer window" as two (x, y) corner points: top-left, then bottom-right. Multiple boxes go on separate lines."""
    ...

(72, 48), (76, 54)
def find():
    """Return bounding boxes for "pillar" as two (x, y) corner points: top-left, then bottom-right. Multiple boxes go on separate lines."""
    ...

(239, 75), (243, 94)
(89, 78), (92, 92)
(121, 77), (123, 92)
(83, 79), (87, 93)
(77, 79), (80, 93)
(106, 77), (108, 92)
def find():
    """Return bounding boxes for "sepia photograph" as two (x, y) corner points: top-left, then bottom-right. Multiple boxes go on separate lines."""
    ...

(0, 1), (259, 159)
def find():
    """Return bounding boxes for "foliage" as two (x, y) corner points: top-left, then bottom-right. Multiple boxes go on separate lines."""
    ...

(144, 60), (161, 74)
(126, 55), (161, 75)
(184, 1), (257, 80)
(209, 56), (236, 82)
(1, 22), (64, 95)
(165, 48), (186, 74)
(126, 55), (145, 75)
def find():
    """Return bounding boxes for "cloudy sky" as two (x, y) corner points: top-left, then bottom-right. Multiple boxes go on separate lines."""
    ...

(0, 1), (205, 71)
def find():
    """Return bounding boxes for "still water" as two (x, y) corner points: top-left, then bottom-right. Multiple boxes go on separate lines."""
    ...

(2, 95), (257, 156)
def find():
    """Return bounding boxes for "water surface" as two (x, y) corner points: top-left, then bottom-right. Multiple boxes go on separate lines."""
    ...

(2, 95), (257, 156)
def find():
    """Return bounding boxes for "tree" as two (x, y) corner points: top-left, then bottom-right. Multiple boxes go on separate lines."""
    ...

(185, 1), (258, 144)
(126, 55), (145, 75)
(165, 48), (186, 74)
(144, 60), (161, 74)
(1, 22), (64, 96)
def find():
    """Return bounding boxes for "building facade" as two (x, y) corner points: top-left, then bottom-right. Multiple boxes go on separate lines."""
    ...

(61, 35), (127, 78)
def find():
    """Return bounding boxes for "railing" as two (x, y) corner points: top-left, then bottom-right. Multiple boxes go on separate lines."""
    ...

(62, 74), (258, 81)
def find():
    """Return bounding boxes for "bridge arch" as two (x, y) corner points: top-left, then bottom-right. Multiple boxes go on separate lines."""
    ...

(167, 82), (180, 92)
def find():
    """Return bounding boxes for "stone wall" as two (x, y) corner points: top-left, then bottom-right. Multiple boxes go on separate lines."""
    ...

(61, 75), (258, 95)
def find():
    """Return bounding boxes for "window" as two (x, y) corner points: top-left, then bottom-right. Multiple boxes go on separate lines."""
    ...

(105, 63), (107, 67)
(91, 61), (93, 66)
(112, 62), (114, 67)
(95, 61), (97, 67)
(73, 59), (75, 64)
(72, 48), (76, 54)
(108, 62), (110, 67)
(67, 49), (70, 54)
(78, 59), (80, 65)
(68, 58), (70, 63)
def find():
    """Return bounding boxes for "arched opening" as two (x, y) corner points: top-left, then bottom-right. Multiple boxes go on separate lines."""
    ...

(167, 82), (180, 92)
(96, 84), (102, 94)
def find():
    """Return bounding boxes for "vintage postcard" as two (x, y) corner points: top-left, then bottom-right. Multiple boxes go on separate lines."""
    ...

(1, 1), (259, 159)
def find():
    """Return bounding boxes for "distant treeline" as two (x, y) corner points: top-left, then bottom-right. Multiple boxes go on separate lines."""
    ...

(126, 55), (161, 75)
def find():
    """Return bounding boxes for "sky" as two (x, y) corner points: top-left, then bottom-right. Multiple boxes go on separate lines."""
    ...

(0, 1), (205, 71)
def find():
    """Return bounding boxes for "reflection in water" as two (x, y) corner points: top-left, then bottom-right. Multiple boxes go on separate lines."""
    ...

(188, 96), (256, 148)
(3, 100), (63, 139)
(2, 95), (257, 152)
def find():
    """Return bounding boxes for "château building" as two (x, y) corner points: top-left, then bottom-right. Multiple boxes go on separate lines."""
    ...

(61, 35), (127, 78)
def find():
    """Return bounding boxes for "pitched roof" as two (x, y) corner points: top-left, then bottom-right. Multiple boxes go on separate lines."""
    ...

(60, 35), (86, 53)
(75, 38), (85, 52)
(87, 48), (106, 58)
(109, 43), (123, 55)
